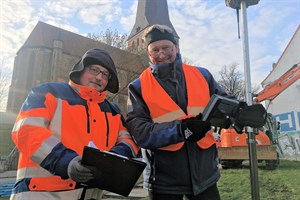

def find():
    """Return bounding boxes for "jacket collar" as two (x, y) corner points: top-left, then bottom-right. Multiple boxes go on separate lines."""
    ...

(150, 53), (183, 79)
(69, 80), (106, 103)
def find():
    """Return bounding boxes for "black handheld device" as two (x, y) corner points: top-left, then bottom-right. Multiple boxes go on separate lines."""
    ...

(202, 94), (241, 128)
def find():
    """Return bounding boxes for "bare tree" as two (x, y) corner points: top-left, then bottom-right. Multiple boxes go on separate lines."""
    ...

(106, 53), (148, 100)
(87, 28), (128, 50)
(218, 63), (259, 101)
(0, 61), (12, 111)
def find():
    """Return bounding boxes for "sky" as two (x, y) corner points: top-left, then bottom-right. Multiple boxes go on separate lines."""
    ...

(0, 0), (299, 109)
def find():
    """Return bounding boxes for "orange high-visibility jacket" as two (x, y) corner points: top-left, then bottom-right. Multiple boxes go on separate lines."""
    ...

(10, 81), (139, 200)
(140, 64), (215, 151)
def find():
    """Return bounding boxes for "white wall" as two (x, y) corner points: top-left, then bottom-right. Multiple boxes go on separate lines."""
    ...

(261, 26), (300, 133)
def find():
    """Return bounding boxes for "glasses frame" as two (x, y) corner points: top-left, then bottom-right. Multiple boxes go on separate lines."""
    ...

(148, 44), (175, 57)
(87, 65), (111, 80)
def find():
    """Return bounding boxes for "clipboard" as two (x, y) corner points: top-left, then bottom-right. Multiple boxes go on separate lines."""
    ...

(202, 94), (241, 127)
(81, 146), (146, 196)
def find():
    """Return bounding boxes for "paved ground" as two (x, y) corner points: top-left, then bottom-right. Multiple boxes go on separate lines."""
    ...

(103, 187), (148, 200)
(0, 170), (148, 200)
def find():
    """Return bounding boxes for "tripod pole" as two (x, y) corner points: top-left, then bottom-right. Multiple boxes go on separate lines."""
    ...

(240, 1), (260, 199)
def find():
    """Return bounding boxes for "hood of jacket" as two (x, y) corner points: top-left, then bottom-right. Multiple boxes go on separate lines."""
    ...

(69, 48), (119, 93)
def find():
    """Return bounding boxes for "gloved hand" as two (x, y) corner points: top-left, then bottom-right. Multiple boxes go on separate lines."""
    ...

(179, 114), (211, 142)
(67, 156), (101, 183)
(232, 103), (267, 133)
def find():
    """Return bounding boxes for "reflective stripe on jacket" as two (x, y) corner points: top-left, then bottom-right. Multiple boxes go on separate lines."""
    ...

(11, 81), (138, 199)
(140, 64), (215, 151)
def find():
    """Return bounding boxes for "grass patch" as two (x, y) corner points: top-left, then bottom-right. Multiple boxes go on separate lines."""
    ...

(219, 160), (300, 200)
(134, 160), (300, 200)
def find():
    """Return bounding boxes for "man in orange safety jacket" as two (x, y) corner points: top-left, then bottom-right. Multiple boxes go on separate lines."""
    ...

(10, 48), (139, 200)
(126, 24), (229, 200)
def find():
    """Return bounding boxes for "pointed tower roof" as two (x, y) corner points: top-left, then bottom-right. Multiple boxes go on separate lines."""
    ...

(128, 0), (179, 40)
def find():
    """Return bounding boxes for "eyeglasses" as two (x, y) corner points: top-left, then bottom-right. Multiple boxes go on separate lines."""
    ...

(87, 66), (111, 80)
(148, 44), (175, 57)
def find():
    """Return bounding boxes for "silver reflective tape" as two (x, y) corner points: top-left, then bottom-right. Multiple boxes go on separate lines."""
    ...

(153, 109), (185, 123)
(118, 130), (131, 139)
(16, 166), (53, 181)
(187, 106), (205, 116)
(49, 98), (63, 137)
(13, 117), (49, 132)
(31, 135), (60, 164)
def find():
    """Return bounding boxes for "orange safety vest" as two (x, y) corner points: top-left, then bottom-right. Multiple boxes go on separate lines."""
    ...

(140, 64), (215, 151)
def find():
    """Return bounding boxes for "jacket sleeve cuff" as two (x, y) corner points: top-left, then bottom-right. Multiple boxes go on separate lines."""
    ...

(40, 143), (78, 179)
(109, 143), (134, 158)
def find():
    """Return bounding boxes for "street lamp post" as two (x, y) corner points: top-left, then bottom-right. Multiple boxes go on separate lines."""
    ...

(225, 0), (260, 199)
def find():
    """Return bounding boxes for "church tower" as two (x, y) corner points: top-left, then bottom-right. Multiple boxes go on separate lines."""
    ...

(127, 0), (179, 53)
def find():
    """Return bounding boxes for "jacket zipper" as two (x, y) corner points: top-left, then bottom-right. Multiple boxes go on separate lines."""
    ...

(104, 112), (109, 146)
(85, 105), (90, 134)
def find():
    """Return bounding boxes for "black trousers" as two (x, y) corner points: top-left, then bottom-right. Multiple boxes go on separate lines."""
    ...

(149, 184), (221, 200)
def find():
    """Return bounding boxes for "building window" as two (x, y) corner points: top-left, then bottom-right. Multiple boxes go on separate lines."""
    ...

(136, 26), (140, 33)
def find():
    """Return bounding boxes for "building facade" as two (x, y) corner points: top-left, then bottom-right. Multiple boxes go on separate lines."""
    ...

(6, 21), (146, 115)
(261, 25), (300, 158)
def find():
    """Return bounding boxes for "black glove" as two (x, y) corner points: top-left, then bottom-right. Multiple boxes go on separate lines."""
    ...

(67, 156), (101, 183)
(232, 104), (267, 133)
(179, 114), (211, 142)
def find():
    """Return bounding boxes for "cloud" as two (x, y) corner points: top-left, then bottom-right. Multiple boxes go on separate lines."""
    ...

(78, 1), (122, 25)
(120, 1), (138, 32)
(169, 1), (243, 76)
(1, 1), (37, 70)
(45, 0), (79, 19)
(167, 0), (299, 88)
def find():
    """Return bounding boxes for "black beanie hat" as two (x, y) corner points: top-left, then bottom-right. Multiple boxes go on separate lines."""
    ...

(69, 48), (119, 93)
(144, 27), (177, 47)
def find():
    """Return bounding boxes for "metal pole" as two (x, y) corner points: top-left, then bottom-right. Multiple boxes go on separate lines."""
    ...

(240, 1), (260, 199)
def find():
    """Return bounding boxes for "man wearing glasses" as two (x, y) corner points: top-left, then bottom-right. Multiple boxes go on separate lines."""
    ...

(10, 48), (139, 200)
(126, 24), (226, 200)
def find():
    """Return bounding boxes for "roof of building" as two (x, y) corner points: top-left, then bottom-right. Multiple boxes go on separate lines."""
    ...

(128, 0), (179, 40)
(19, 21), (144, 72)
(261, 25), (300, 86)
